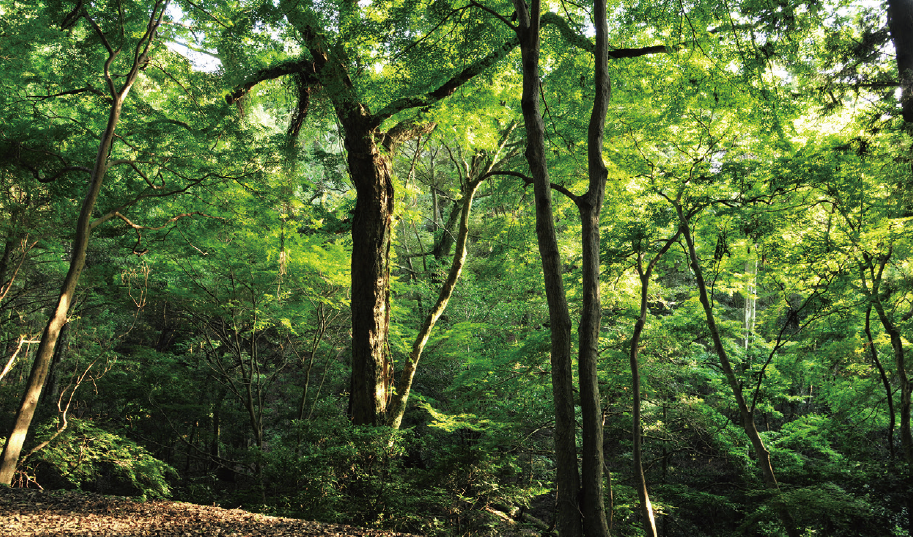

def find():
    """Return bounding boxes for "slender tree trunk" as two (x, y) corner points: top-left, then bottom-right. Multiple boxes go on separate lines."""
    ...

(388, 177), (483, 429)
(871, 295), (913, 464)
(0, 147), (99, 481)
(0, 2), (167, 485)
(2, 89), (109, 485)
(675, 205), (800, 537)
(211, 388), (224, 469)
(512, 1), (581, 534)
(870, 293), (913, 534)
(860, 253), (913, 464)
(865, 305), (896, 458)
(576, 0), (611, 530)
(628, 233), (678, 537)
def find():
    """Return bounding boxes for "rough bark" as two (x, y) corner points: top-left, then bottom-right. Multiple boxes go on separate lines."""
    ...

(346, 127), (395, 425)
(887, 0), (913, 123)
(0, 1), (169, 485)
(512, 1), (582, 534)
(675, 203), (800, 537)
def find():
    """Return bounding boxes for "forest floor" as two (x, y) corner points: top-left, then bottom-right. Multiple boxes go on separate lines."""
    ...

(0, 487), (424, 536)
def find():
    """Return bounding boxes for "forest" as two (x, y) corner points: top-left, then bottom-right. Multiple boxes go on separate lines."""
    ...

(0, 0), (911, 535)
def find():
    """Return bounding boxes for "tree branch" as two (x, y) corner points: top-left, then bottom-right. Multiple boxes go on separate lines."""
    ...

(541, 12), (672, 58)
(374, 35), (521, 120)
(226, 60), (318, 104)
(498, 170), (580, 201)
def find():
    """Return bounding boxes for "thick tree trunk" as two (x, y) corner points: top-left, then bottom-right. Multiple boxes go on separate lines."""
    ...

(512, 1), (582, 534)
(346, 127), (394, 426)
(887, 0), (913, 123)
(676, 206), (800, 537)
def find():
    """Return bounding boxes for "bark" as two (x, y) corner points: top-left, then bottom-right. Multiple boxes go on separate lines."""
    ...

(887, 0), (913, 123)
(628, 233), (680, 537)
(864, 256), (913, 533)
(674, 203), (800, 537)
(865, 305), (896, 459)
(0, 1), (169, 485)
(346, 127), (395, 425)
(863, 254), (913, 464)
(512, 1), (582, 534)
(387, 178), (481, 429)
(576, 0), (611, 531)
(872, 301), (913, 464)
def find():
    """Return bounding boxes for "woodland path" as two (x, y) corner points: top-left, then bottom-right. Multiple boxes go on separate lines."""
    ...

(0, 487), (424, 536)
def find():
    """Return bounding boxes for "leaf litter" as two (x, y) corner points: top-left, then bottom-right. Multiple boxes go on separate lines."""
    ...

(0, 487), (424, 536)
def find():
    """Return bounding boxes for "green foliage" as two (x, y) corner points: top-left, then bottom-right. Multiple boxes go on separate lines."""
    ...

(2, 0), (912, 534)
(22, 419), (176, 499)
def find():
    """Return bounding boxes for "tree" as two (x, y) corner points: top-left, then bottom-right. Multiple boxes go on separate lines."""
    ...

(887, 0), (913, 123)
(388, 122), (520, 429)
(0, 0), (170, 485)
(220, 0), (521, 425)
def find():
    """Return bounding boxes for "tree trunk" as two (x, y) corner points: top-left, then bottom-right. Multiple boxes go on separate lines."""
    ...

(0, 89), (122, 487)
(871, 295), (913, 463)
(512, 1), (582, 534)
(865, 305), (896, 459)
(861, 253), (913, 464)
(870, 291), (913, 534)
(388, 177), (482, 429)
(628, 235), (679, 537)
(887, 0), (913, 123)
(0, 1), (167, 486)
(577, 0), (611, 531)
(346, 127), (394, 426)
(675, 204), (800, 537)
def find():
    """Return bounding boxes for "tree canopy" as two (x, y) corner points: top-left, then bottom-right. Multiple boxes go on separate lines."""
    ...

(1, 0), (912, 535)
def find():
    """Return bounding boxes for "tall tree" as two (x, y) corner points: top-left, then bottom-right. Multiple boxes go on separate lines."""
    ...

(510, 1), (582, 532)
(223, 0), (519, 425)
(388, 123), (519, 429)
(0, 0), (170, 485)
(627, 226), (681, 537)
(667, 191), (801, 537)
